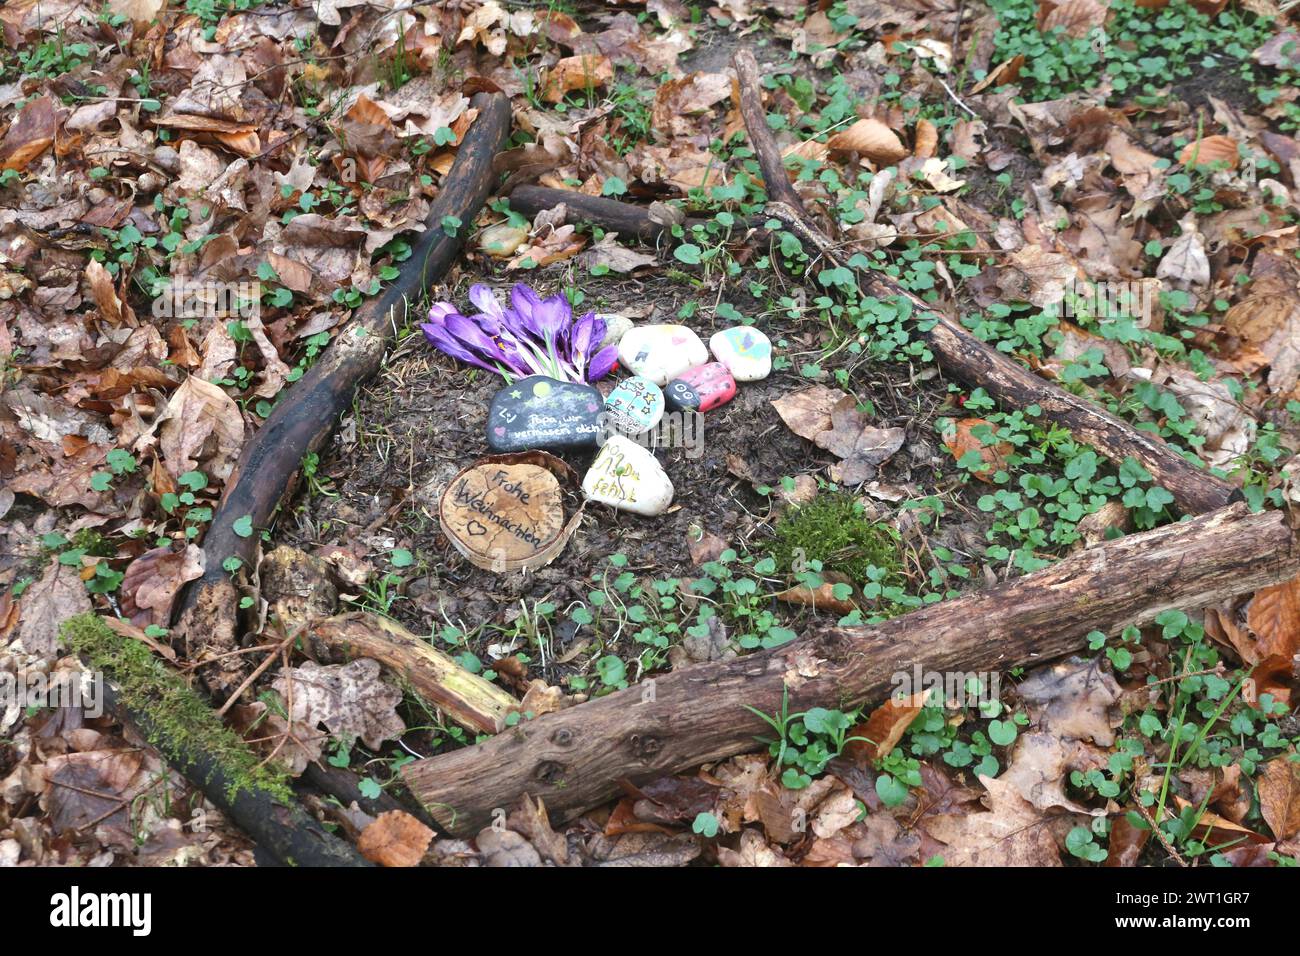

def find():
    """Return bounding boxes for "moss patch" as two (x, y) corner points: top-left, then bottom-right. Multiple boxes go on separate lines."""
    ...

(770, 493), (903, 588)
(62, 614), (293, 804)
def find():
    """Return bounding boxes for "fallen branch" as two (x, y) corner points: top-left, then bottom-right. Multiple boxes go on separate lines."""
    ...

(173, 93), (513, 695)
(728, 47), (1235, 515)
(64, 615), (372, 866)
(401, 504), (1299, 835)
(507, 184), (708, 242)
(310, 612), (520, 734)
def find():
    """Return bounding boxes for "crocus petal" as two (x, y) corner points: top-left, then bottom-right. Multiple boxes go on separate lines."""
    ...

(468, 284), (506, 321)
(534, 294), (571, 343)
(421, 322), (496, 373)
(569, 311), (596, 359)
(586, 344), (618, 382)
(427, 301), (459, 325)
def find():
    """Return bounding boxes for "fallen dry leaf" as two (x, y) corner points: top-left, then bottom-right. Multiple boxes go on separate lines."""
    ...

(828, 117), (908, 165)
(941, 417), (1011, 482)
(1257, 755), (1300, 842)
(357, 810), (434, 867)
(921, 774), (1064, 866)
(272, 659), (405, 751)
(1179, 134), (1239, 170)
(815, 396), (906, 484)
(844, 690), (929, 763)
(771, 385), (841, 441)
(153, 375), (245, 482)
(16, 560), (92, 659)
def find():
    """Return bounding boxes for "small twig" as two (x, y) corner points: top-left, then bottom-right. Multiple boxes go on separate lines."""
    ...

(1132, 799), (1189, 867)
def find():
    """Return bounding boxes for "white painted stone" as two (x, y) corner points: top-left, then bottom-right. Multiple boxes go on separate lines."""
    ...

(603, 376), (665, 435)
(709, 326), (772, 382)
(597, 313), (635, 350)
(582, 434), (674, 516)
(617, 324), (709, 386)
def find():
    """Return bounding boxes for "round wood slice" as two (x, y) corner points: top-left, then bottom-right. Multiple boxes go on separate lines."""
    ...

(439, 458), (575, 571)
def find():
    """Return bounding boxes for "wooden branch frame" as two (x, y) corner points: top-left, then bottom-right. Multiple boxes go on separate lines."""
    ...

(173, 93), (513, 694)
(402, 504), (1299, 835)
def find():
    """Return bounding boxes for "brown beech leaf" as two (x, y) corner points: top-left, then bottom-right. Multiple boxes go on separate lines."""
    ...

(844, 690), (928, 764)
(913, 118), (938, 159)
(542, 54), (614, 103)
(941, 418), (1011, 483)
(774, 579), (858, 617)
(16, 561), (92, 659)
(1038, 0), (1109, 38)
(0, 95), (57, 171)
(1179, 134), (1239, 170)
(154, 375), (245, 482)
(272, 659), (405, 750)
(815, 396), (906, 484)
(119, 545), (206, 629)
(827, 118), (908, 165)
(1258, 755), (1300, 842)
(1105, 813), (1151, 866)
(1245, 574), (1300, 664)
(771, 385), (841, 442)
(922, 774), (1063, 866)
(652, 71), (733, 139)
(357, 810), (434, 867)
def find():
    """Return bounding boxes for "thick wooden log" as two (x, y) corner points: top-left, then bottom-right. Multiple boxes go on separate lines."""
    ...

(173, 94), (513, 695)
(310, 612), (519, 734)
(402, 504), (1299, 835)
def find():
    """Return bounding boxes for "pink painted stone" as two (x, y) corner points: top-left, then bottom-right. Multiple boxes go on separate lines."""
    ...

(664, 362), (736, 413)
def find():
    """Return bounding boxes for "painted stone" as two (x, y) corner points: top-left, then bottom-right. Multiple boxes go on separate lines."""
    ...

(582, 434), (674, 516)
(597, 313), (634, 350)
(603, 376), (665, 435)
(664, 362), (736, 413)
(440, 462), (564, 569)
(709, 325), (772, 382)
(478, 222), (528, 258)
(486, 375), (602, 453)
(617, 324), (709, 386)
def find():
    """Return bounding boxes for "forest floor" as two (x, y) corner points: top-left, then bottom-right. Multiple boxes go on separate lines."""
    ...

(3, 0), (1300, 868)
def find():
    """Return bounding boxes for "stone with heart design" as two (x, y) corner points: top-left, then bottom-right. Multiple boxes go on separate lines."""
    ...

(486, 375), (603, 453)
(709, 325), (772, 382)
(617, 324), (709, 386)
(581, 434), (674, 516)
(664, 362), (736, 413)
(603, 376), (665, 435)
(440, 461), (565, 568)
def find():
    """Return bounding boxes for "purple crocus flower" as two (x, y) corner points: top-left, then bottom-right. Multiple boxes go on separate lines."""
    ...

(423, 283), (618, 384)
(587, 345), (619, 382)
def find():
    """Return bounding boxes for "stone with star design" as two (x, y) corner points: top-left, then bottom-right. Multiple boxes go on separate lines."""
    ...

(603, 376), (665, 435)
(486, 375), (604, 453)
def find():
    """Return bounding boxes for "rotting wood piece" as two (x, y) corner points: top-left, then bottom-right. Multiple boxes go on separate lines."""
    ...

(402, 504), (1298, 835)
(309, 612), (520, 735)
(172, 93), (513, 697)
